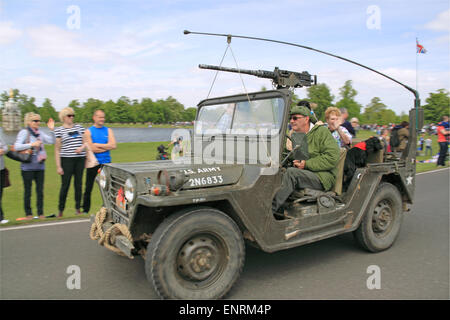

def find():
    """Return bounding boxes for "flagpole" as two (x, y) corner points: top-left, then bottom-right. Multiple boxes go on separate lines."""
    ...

(416, 37), (418, 92)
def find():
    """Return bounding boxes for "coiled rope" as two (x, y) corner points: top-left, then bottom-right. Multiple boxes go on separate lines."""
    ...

(90, 207), (134, 258)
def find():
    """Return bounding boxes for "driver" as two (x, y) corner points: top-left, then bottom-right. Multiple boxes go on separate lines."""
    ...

(272, 105), (339, 214)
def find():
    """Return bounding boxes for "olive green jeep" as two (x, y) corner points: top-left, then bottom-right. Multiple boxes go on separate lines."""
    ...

(90, 78), (422, 299)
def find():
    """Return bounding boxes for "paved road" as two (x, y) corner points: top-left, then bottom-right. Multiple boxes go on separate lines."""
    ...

(1, 169), (448, 300)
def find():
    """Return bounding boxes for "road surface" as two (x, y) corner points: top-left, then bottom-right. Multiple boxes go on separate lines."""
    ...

(1, 169), (448, 300)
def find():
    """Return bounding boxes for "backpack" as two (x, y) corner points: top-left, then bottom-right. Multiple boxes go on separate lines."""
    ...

(390, 126), (401, 149)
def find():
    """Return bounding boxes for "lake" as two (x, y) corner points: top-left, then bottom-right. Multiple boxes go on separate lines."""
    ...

(0, 127), (183, 145)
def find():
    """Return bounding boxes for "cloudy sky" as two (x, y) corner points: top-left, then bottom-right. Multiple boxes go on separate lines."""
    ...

(1, 0), (449, 115)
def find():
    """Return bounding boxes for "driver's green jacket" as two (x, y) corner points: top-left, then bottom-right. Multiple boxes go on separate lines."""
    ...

(291, 123), (340, 191)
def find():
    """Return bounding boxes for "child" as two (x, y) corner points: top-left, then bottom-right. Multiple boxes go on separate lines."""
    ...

(425, 138), (432, 157)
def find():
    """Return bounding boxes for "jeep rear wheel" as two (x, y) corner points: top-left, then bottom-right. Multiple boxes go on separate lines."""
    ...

(354, 183), (403, 252)
(145, 208), (245, 299)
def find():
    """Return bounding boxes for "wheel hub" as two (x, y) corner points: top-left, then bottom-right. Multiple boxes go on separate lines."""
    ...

(177, 236), (220, 281)
(372, 200), (393, 233)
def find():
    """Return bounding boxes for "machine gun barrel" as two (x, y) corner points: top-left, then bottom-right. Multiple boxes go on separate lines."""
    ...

(199, 64), (315, 88)
(199, 64), (274, 79)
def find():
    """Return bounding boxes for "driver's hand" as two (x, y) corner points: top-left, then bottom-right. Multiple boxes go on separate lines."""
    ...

(293, 160), (306, 169)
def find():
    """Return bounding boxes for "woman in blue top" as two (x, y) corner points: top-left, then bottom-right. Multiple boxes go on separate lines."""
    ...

(14, 112), (55, 220)
(82, 110), (116, 214)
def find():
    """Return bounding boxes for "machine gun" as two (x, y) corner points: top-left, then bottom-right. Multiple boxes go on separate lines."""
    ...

(199, 64), (317, 89)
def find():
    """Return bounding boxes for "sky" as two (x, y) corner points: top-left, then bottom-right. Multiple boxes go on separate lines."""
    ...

(0, 0), (449, 115)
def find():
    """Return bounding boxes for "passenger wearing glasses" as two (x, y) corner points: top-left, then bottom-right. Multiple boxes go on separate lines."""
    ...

(54, 107), (86, 217)
(14, 112), (55, 220)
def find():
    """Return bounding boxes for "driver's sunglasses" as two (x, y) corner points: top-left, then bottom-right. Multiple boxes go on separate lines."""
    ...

(290, 115), (305, 121)
(67, 114), (75, 118)
(32, 120), (41, 122)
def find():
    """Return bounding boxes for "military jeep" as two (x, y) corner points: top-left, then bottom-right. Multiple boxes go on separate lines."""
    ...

(90, 64), (422, 299)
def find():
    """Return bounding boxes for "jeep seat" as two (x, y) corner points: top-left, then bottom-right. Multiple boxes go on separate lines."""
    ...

(331, 147), (347, 195)
(287, 148), (347, 201)
(366, 140), (385, 163)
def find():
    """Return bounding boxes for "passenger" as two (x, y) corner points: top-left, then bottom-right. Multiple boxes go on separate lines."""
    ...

(393, 121), (409, 152)
(272, 106), (339, 214)
(339, 108), (356, 137)
(325, 107), (352, 148)
(379, 128), (391, 153)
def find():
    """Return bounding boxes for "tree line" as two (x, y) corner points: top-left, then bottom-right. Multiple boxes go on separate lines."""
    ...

(0, 89), (197, 124)
(1, 84), (449, 125)
(289, 80), (449, 125)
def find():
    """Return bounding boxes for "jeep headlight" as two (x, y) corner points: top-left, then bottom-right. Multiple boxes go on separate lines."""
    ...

(98, 168), (107, 189)
(124, 178), (136, 202)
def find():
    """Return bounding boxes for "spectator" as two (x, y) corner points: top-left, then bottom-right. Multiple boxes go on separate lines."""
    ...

(418, 133), (425, 153)
(436, 116), (450, 167)
(325, 107), (352, 148)
(82, 110), (116, 214)
(425, 137), (433, 157)
(339, 108), (356, 137)
(380, 128), (391, 153)
(350, 117), (359, 136)
(1, 133), (8, 224)
(14, 112), (55, 220)
(54, 107), (86, 217)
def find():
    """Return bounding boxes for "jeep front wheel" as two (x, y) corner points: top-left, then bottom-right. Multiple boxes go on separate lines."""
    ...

(354, 182), (403, 252)
(145, 208), (245, 299)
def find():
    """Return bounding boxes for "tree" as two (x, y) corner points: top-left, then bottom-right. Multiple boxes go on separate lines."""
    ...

(306, 83), (334, 120)
(423, 89), (450, 122)
(335, 80), (362, 118)
(38, 98), (58, 122)
(68, 100), (81, 122)
(81, 98), (104, 123)
(362, 97), (398, 125)
(182, 107), (197, 122)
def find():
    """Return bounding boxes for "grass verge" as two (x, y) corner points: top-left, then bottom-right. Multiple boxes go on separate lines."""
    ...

(1, 130), (448, 226)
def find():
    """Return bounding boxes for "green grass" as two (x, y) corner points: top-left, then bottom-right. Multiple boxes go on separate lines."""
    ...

(355, 129), (449, 173)
(2, 141), (170, 226)
(2, 130), (448, 226)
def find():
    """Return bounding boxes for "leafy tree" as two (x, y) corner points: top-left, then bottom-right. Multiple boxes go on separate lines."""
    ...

(335, 80), (362, 118)
(306, 83), (334, 120)
(38, 98), (58, 122)
(68, 100), (81, 122)
(182, 107), (197, 121)
(362, 97), (398, 125)
(422, 89), (450, 122)
(81, 98), (104, 123)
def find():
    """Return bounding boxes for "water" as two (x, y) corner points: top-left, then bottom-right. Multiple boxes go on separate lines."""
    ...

(0, 126), (183, 144)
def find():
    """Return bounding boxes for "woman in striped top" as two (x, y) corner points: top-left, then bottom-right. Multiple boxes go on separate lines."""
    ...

(54, 107), (86, 217)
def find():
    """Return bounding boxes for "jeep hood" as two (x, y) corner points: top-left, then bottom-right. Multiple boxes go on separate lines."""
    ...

(105, 160), (244, 190)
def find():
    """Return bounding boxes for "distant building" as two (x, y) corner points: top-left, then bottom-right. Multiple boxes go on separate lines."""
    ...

(2, 89), (21, 132)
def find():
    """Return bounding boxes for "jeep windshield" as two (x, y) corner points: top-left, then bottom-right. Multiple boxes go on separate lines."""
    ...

(195, 97), (285, 135)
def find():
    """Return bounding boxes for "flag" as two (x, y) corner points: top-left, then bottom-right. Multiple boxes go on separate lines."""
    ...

(416, 40), (427, 54)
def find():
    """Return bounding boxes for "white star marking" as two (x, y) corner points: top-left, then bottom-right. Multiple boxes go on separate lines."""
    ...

(406, 176), (413, 185)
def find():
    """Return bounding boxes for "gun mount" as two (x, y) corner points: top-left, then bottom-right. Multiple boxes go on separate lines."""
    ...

(199, 64), (317, 89)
